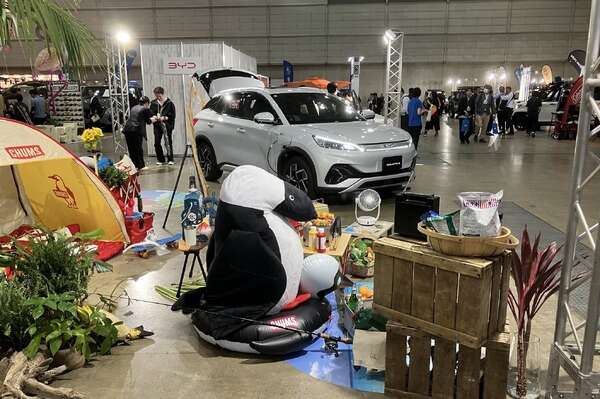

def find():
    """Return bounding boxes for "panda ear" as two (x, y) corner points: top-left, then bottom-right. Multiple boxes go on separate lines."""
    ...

(274, 181), (317, 221)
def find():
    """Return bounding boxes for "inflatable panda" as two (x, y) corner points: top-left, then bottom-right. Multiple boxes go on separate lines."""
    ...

(173, 165), (342, 355)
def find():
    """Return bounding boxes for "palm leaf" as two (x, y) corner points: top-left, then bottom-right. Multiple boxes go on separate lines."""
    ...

(1, 0), (101, 76)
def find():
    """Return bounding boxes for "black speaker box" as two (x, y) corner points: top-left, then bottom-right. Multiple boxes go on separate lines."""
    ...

(394, 193), (440, 240)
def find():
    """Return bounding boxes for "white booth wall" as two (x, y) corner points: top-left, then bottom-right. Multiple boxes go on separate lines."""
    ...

(139, 41), (256, 156)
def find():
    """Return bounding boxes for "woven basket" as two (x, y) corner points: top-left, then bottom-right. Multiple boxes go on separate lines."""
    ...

(417, 222), (519, 257)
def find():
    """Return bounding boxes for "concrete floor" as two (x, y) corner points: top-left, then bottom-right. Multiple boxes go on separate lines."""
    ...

(56, 119), (600, 398)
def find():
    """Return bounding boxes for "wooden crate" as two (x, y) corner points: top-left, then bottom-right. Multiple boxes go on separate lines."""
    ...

(373, 237), (511, 348)
(385, 321), (510, 399)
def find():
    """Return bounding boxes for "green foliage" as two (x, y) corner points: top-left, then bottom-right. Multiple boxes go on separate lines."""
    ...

(1, 0), (101, 76)
(0, 277), (32, 354)
(13, 228), (94, 299)
(99, 165), (128, 189)
(23, 293), (119, 360)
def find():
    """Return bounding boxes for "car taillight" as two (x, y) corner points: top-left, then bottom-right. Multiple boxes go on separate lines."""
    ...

(192, 118), (199, 126)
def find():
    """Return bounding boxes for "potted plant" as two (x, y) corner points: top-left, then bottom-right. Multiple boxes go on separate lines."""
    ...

(23, 292), (119, 362)
(507, 227), (580, 398)
(348, 238), (375, 277)
(81, 127), (104, 153)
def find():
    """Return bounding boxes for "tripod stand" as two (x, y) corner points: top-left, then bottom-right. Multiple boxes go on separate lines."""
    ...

(162, 143), (191, 229)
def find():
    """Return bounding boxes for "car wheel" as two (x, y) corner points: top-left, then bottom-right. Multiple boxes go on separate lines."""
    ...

(281, 156), (317, 199)
(197, 140), (222, 181)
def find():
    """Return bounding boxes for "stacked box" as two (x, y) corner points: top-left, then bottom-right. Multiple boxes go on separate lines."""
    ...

(385, 322), (510, 399)
(373, 237), (512, 398)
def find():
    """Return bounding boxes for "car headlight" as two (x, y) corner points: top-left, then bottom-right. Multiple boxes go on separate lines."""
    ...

(313, 135), (363, 152)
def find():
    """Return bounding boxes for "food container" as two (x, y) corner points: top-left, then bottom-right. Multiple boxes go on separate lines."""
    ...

(184, 226), (197, 246)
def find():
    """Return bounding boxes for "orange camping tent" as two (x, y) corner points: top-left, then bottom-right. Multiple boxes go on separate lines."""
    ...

(284, 77), (350, 90)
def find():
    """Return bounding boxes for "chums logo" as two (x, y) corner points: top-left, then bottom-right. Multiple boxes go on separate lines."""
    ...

(167, 62), (197, 70)
(48, 175), (78, 209)
(5, 145), (45, 160)
(269, 316), (298, 331)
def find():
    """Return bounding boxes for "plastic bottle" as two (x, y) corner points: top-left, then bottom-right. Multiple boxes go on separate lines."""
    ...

(347, 287), (359, 313)
(308, 226), (317, 250)
(317, 228), (326, 253)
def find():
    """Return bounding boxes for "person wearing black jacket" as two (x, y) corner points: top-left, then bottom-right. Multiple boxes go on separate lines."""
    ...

(150, 86), (176, 165)
(526, 91), (542, 137)
(123, 96), (153, 170)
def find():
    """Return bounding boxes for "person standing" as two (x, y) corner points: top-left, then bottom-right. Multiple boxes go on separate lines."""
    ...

(326, 81), (338, 96)
(400, 88), (410, 130)
(150, 87), (176, 165)
(123, 96), (153, 170)
(526, 91), (542, 137)
(30, 89), (48, 125)
(500, 86), (515, 135)
(421, 90), (429, 136)
(407, 87), (426, 150)
(425, 91), (441, 136)
(8, 94), (33, 125)
(474, 86), (495, 143)
(495, 86), (506, 134)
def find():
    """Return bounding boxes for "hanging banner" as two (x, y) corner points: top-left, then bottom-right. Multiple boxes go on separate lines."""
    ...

(541, 64), (553, 85)
(514, 65), (523, 85)
(283, 60), (294, 83)
(568, 50), (586, 75)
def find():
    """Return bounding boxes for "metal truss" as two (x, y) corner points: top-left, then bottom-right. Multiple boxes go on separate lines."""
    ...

(383, 30), (404, 127)
(106, 33), (130, 155)
(547, 0), (600, 396)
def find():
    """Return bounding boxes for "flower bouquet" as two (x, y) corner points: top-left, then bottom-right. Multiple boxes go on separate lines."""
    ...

(81, 127), (104, 152)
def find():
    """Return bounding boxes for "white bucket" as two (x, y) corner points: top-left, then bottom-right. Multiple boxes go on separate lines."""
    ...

(184, 226), (197, 246)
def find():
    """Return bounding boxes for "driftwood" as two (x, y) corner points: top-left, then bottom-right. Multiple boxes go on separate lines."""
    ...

(0, 352), (86, 399)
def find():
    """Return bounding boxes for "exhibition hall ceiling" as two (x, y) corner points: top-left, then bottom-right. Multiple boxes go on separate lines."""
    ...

(0, 0), (590, 67)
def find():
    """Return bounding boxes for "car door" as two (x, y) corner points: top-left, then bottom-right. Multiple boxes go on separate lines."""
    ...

(216, 91), (256, 166)
(236, 92), (285, 170)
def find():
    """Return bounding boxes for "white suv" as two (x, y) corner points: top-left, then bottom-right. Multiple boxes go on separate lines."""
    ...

(194, 80), (416, 198)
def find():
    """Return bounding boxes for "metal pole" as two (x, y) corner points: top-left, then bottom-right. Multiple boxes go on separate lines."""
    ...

(383, 41), (391, 124)
(546, 0), (600, 396)
(572, 0), (600, 377)
(395, 33), (404, 129)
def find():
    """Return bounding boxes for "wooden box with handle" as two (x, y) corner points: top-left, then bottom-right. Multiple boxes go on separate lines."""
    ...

(373, 237), (511, 348)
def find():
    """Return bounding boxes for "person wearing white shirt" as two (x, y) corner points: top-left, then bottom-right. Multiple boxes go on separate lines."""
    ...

(499, 86), (515, 135)
(400, 88), (410, 130)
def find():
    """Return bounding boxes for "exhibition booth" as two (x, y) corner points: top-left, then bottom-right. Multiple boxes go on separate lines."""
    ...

(0, 32), (592, 399)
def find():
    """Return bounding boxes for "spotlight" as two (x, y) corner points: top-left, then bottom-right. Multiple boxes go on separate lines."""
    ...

(457, 79), (462, 85)
(383, 29), (397, 44)
(448, 79), (454, 84)
(500, 73), (507, 80)
(115, 30), (131, 44)
(488, 73), (496, 80)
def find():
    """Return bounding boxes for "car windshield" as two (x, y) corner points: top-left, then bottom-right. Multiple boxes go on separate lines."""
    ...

(271, 92), (363, 124)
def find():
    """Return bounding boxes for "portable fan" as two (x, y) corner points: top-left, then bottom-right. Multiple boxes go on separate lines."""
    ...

(355, 189), (381, 226)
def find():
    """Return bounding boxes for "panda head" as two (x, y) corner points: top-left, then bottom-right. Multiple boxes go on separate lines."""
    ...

(220, 165), (317, 221)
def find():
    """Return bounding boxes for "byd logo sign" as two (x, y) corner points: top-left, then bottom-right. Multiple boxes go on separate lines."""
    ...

(5, 145), (45, 160)
(167, 62), (197, 70)
(163, 57), (201, 75)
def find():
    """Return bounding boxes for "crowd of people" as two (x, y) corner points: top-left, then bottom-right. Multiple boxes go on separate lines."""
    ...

(450, 86), (542, 141)
(2, 87), (48, 125)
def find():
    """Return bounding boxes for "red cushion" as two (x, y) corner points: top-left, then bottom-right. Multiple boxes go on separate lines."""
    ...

(93, 240), (124, 261)
(281, 293), (312, 311)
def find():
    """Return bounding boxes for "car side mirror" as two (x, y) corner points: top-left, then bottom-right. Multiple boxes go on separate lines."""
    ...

(254, 112), (276, 124)
(362, 109), (376, 120)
